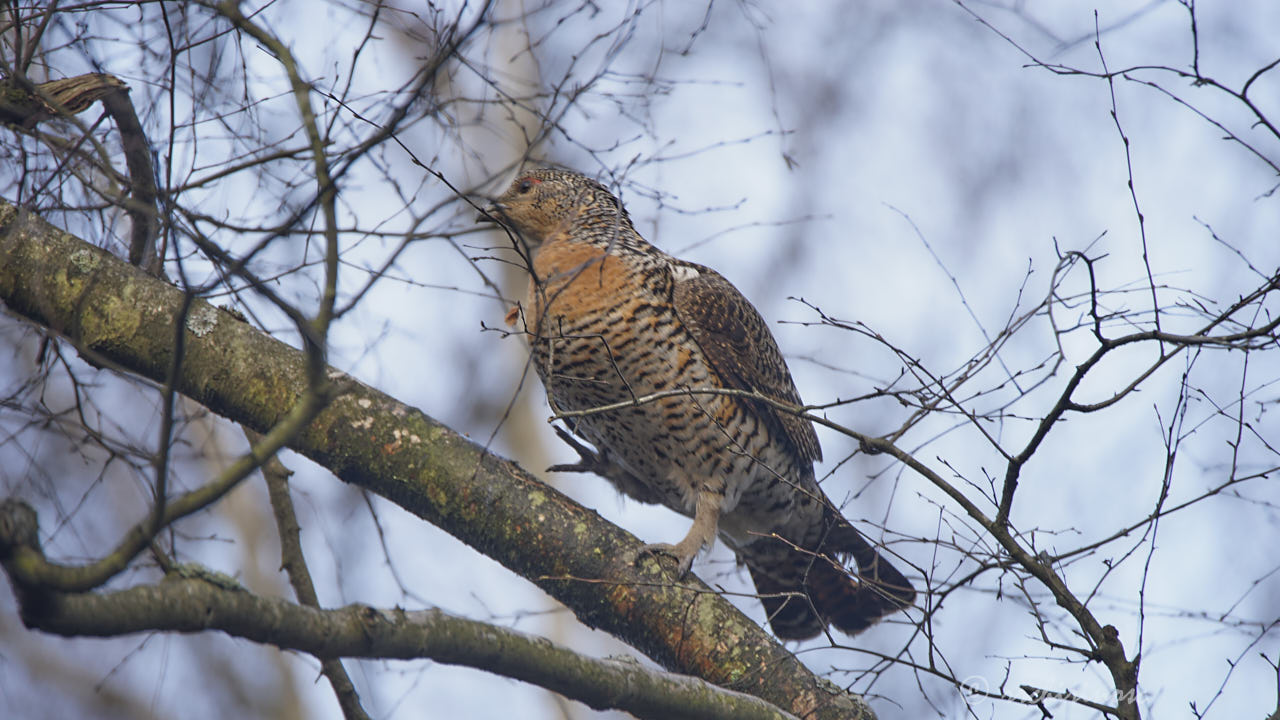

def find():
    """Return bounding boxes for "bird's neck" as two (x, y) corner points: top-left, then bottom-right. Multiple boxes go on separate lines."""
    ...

(568, 210), (656, 258)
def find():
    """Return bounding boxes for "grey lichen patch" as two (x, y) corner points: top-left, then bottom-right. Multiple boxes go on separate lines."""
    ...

(69, 247), (100, 275)
(185, 303), (218, 337)
(390, 428), (423, 445)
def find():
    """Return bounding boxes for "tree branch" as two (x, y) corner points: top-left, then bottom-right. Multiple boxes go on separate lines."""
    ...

(257, 431), (370, 720)
(0, 500), (797, 720)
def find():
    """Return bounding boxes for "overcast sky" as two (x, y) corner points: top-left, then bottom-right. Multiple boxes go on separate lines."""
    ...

(2, 2), (1277, 719)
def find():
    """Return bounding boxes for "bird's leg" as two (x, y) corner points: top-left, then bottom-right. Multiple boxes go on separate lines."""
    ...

(637, 486), (722, 577)
(547, 425), (634, 481)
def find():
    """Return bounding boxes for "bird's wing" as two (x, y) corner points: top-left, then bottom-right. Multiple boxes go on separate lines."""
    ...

(670, 262), (822, 464)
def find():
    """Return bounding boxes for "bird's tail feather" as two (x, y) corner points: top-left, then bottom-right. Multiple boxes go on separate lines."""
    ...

(743, 514), (915, 641)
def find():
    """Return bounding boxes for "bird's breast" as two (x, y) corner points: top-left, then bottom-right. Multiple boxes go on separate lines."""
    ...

(524, 240), (640, 337)
(520, 239), (804, 524)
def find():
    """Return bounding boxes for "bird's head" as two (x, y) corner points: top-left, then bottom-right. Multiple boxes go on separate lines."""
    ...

(481, 168), (631, 250)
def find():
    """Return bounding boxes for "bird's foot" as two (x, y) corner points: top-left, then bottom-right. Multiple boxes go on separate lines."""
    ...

(633, 488), (721, 578)
(546, 425), (606, 474)
(547, 426), (638, 486)
(634, 541), (697, 578)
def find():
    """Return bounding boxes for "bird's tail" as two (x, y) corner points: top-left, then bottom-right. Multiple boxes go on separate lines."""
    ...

(742, 512), (915, 641)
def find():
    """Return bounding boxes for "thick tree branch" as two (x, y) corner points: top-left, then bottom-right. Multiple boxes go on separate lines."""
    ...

(0, 500), (796, 720)
(0, 198), (872, 720)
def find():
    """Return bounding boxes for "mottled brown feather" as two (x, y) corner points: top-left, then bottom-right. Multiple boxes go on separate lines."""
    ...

(671, 264), (823, 466)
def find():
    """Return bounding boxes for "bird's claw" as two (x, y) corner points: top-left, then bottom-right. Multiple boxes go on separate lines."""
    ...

(634, 542), (695, 578)
(547, 425), (636, 482)
(546, 425), (603, 474)
(547, 459), (593, 473)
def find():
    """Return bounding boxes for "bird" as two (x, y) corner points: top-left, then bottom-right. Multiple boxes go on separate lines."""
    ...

(483, 167), (914, 640)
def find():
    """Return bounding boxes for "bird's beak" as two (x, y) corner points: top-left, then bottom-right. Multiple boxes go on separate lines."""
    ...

(476, 200), (503, 224)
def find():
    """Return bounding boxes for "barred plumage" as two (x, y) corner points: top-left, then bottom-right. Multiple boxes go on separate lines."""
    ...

(486, 167), (914, 640)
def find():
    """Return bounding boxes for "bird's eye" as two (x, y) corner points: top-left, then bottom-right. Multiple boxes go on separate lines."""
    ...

(517, 177), (539, 194)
